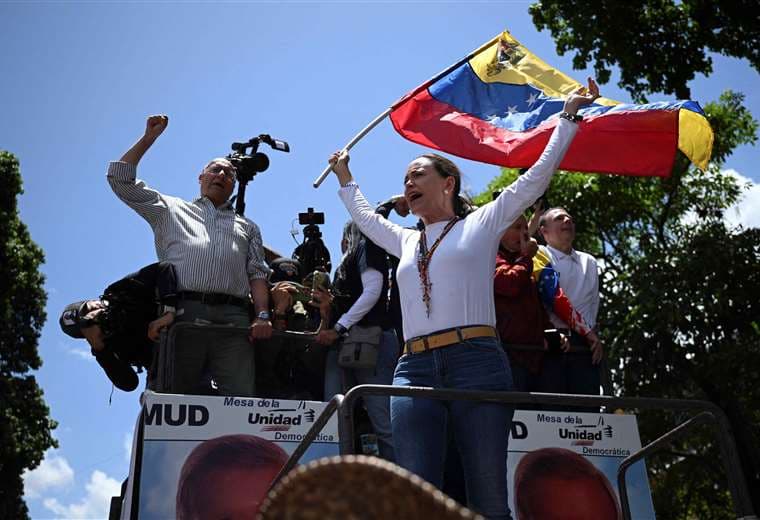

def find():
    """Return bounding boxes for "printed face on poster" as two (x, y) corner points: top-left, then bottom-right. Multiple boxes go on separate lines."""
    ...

(128, 392), (339, 520)
(120, 395), (656, 520)
(508, 410), (656, 520)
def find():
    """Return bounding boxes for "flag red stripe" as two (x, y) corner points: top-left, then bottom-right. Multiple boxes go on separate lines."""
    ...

(390, 89), (678, 177)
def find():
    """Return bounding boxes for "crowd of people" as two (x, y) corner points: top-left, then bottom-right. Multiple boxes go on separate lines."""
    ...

(60, 80), (605, 519)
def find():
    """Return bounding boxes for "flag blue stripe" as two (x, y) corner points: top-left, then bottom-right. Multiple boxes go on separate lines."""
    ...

(428, 63), (705, 132)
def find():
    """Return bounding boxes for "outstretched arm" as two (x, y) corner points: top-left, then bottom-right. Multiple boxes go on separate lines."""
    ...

(120, 115), (168, 166)
(527, 199), (545, 237)
(330, 151), (408, 258)
(108, 115), (171, 227)
(477, 78), (601, 236)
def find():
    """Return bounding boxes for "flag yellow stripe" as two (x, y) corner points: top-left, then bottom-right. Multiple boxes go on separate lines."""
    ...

(469, 31), (618, 107)
(679, 109), (713, 170)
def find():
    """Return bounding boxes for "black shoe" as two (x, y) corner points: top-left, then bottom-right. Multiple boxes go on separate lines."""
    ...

(94, 350), (139, 391)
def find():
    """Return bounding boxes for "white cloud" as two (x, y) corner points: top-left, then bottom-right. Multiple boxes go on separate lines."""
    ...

(43, 470), (121, 520)
(60, 341), (94, 362)
(723, 169), (760, 229)
(682, 169), (760, 229)
(23, 451), (74, 499)
(68, 348), (94, 361)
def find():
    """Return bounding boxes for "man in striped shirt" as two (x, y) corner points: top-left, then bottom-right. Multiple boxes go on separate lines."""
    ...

(107, 115), (272, 397)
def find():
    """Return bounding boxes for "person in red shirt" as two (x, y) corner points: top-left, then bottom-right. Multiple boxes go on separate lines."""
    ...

(494, 215), (599, 392)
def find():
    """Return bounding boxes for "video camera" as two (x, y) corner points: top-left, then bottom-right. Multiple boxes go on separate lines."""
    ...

(227, 134), (290, 216)
(292, 208), (332, 277)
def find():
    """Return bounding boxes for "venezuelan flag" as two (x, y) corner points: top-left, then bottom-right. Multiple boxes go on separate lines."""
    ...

(389, 31), (713, 177)
(532, 247), (591, 336)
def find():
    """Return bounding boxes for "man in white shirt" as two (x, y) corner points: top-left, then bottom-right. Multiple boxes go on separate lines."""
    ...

(540, 207), (603, 396)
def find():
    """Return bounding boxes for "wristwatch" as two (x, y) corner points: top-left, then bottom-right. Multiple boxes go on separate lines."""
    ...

(160, 304), (176, 316)
(558, 111), (583, 123)
(256, 311), (271, 321)
(333, 323), (349, 337)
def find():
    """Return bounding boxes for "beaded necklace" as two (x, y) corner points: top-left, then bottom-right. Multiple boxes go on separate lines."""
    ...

(417, 216), (460, 317)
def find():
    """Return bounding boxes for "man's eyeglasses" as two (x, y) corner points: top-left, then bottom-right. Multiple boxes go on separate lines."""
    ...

(204, 164), (237, 182)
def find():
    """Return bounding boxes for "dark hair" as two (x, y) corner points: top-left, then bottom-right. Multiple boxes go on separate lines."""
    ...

(514, 447), (621, 520)
(538, 206), (570, 229)
(342, 220), (365, 255)
(419, 153), (473, 218)
(176, 434), (289, 520)
(270, 257), (301, 283)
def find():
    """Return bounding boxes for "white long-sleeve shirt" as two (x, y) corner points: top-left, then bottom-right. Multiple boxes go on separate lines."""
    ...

(336, 268), (383, 330)
(339, 118), (579, 340)
(545, 246), (600, 330)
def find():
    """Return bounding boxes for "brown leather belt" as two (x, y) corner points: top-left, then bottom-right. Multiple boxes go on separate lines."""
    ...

(403, 325), (497, 355)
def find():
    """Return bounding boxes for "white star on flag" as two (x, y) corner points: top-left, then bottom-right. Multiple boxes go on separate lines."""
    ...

(507, 105), (518, 115)
(526, 92), (538, 107)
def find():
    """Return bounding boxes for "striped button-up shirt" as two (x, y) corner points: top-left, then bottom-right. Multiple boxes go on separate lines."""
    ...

(108, 161), (270, 299)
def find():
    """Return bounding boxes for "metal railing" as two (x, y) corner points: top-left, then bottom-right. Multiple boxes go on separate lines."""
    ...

(152, 322), (317, 393)
(274, 384), (756, 520)
(617, 411), (714, 520)
(146, 325), (755, 519)
(270, 394), (344, 485)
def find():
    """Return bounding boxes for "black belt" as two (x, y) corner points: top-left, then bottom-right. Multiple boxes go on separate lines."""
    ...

(177, 291), (249, 308)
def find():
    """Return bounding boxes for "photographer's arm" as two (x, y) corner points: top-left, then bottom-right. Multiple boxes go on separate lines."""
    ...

(314, 268), (382, 346)
(309, 287), (333, 329)
(270, 282), (295, 331)
(376, 195), (409, 219)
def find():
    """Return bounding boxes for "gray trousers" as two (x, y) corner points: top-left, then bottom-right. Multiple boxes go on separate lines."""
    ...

(172, 300), (254, 397)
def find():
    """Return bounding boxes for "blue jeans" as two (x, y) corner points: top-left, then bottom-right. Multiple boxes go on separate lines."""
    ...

(391, 337), (514, 520)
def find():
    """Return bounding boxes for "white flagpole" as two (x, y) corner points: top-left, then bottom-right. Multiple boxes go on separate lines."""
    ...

(312, 34), (502, 188)
(312, 108), (392, 188)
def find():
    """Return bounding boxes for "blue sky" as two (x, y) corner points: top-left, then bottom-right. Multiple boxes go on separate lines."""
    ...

(2, 2), (758, 518)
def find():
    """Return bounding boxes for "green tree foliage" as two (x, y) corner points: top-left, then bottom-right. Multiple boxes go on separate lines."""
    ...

(529, 0), (760, 102)
(0, 151), (57, 519)
(474, 92), (759, 518)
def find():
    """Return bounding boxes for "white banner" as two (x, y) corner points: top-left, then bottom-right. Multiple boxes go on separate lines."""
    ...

(125, 391), (339, 520)
(508, 410), (656, 519)
(120, 396), (656, 519)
